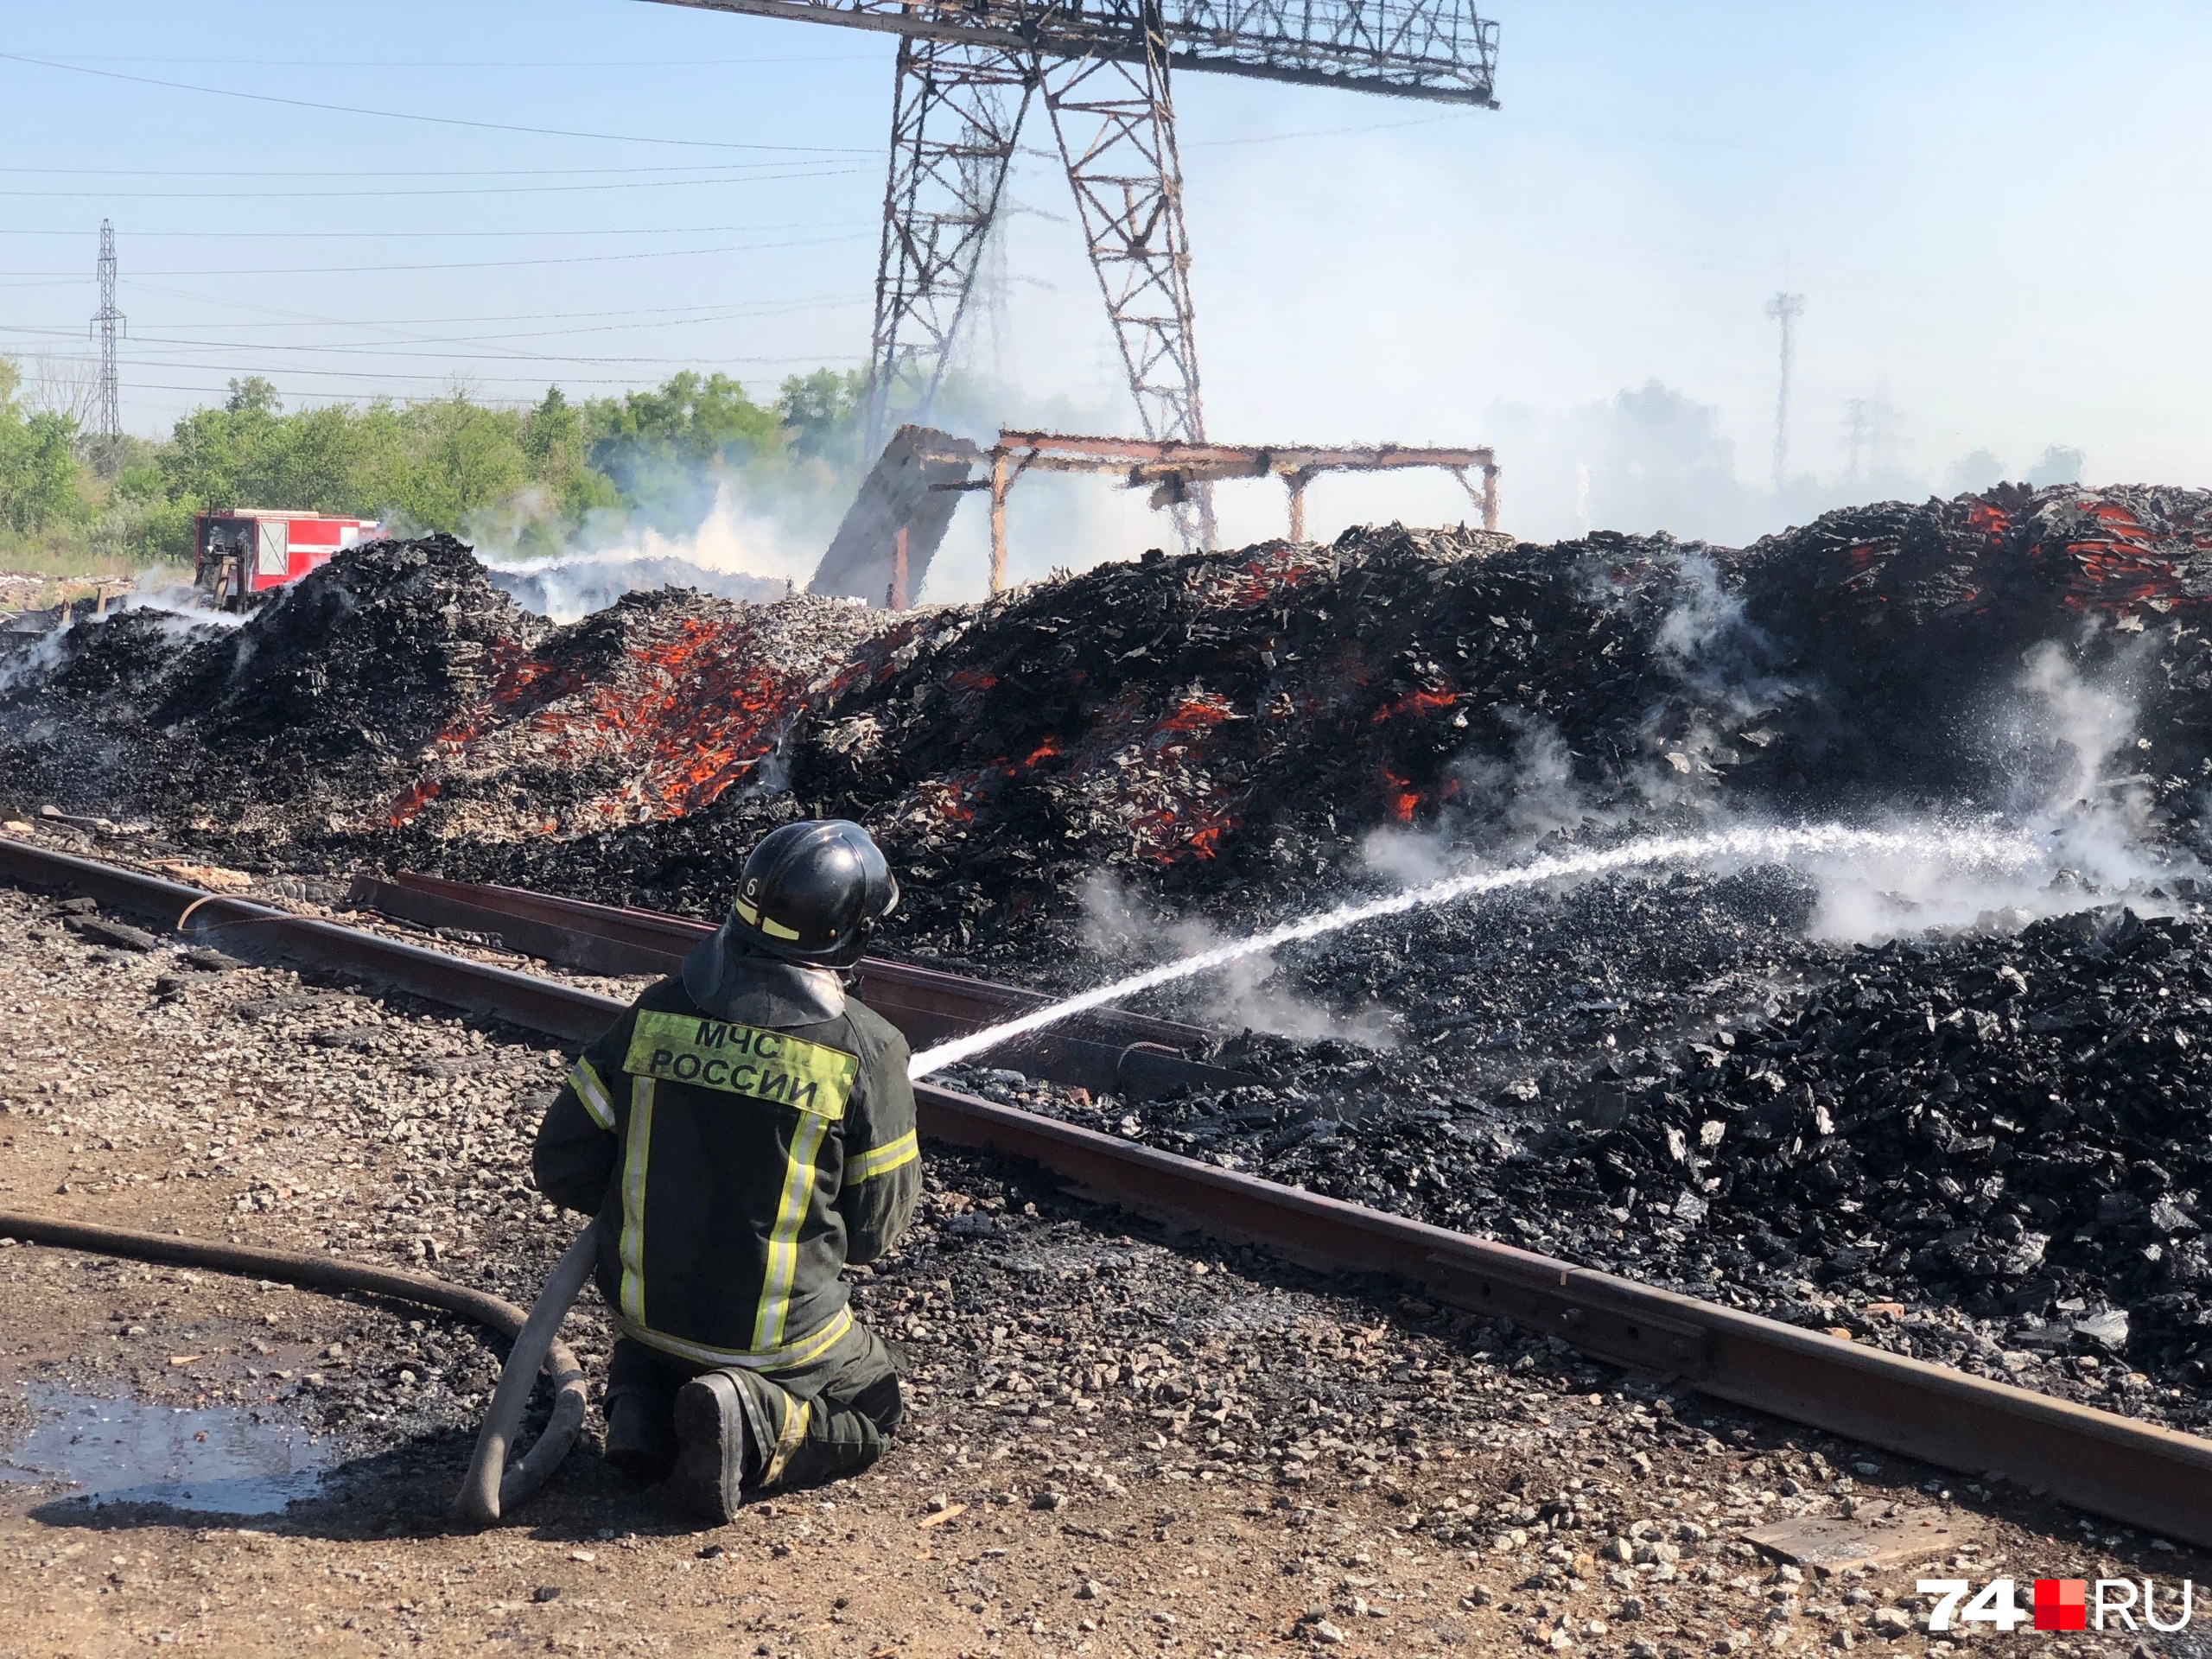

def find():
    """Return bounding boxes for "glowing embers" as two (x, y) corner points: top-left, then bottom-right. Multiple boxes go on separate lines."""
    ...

(386, 779), (442, 829)
(1191, 543), (1329, 610)
(894, 685), (1247, 865)
(1375, 765), (1462, 825)
(2014, 490), (2212, 623)
(1368, 686), (1456, 725)
(385, 594), (922, 839)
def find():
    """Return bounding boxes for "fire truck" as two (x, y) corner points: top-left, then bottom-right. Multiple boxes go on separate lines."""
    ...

(193, 509), (382, 611)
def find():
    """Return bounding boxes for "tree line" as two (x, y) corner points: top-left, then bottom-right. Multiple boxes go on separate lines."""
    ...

(0, 363), (868, 571)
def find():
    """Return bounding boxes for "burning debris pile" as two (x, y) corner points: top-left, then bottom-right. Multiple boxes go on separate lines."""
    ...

(0, 537), (937, 858)
(440, 482), (2212, 954)
(459, 524), (1796, 937)
(1726, 482), (2212, 826)
(7, 482), (2210, 931)
(385, 587), (929, 842)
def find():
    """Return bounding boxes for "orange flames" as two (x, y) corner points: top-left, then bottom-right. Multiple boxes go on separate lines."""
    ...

(386, 607), (937, 836)
(2034, 496), (2212, 620)
(1379, 767), (1421, 824)
(387, 779), (442, 828)
(1153, 693), (1237, 737)
(1369, 687), (1455, 724)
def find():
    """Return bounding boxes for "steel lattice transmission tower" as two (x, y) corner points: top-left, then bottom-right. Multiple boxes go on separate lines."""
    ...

(650, 0), (1500, 547)
(91, 219), (126, 443)
(1765, 289), (1802, 494)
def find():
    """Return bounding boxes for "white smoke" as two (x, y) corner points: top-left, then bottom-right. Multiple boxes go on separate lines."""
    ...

(1803, 639), (2196, 938)
(1077, 869), (1398, 1048)
(916, 823), (2041, 1076)
(129, 570), (247, 631)
(0, 577), (236, 697)
(484, 483), (823, 623)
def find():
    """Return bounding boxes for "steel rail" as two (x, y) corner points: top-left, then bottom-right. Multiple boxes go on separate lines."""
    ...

(9, 834), (2212, 1545)
(342, 869), (1252, 1101)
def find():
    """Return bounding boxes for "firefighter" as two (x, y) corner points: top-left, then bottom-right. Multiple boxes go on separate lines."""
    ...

(531, 819), (919, 1522)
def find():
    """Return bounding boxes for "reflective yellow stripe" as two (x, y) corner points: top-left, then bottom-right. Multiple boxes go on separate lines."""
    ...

(751, 1112), (830, 1351)
(728, 1370), (776, 1469)
(611, 1304), (853, 1372)
(761, 1395), (810, 1489)
(569, 1058), (615, 1131)
(847, 1128), (918, 1184)
(624, 1011), (856, 1119)
(617, 1076), (655, 1325)
(733, 896), (800, 941)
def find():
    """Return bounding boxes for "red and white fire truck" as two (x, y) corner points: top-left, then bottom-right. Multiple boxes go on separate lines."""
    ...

(193, 509), (382, 611)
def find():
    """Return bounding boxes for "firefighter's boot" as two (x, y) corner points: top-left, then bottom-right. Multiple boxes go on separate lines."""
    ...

(670, 1372), (760, 1523)
(602, 1385), (677, 1485)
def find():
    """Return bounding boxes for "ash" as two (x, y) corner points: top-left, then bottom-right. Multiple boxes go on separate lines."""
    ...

(952, 898), (2212, 1429)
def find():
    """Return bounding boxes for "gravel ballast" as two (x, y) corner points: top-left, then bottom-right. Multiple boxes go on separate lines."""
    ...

(1, 875), (2198, 1656)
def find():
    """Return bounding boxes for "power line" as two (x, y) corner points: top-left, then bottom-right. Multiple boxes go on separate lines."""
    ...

(0, 232), (872, 280)
(119, 344), (860, 370)
(0, 310), (870, 361)
(26, 53), (880, 69)
(0, 162), (844, 178)
(78, 321), (869, 366)
(111, 358), (861, 388)
(0, 168), (858, 200)
(14, 295), (861, 329)
(0, 51), (876, 155)
(0, 301), (867, 340)
(0, 221), (867, 241)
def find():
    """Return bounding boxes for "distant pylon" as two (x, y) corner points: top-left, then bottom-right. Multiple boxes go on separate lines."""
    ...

(1764, 290), (1802, 493)
(91, 219), (124, 442)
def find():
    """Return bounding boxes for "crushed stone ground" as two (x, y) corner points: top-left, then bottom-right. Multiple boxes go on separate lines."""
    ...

(1, 880), (2207, 1657)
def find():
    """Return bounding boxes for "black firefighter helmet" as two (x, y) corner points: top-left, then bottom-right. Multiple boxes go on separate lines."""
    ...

(727, 819), (898, 969)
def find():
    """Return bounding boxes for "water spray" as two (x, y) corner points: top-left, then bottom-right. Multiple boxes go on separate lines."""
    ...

(907, 823), (2044, 1079)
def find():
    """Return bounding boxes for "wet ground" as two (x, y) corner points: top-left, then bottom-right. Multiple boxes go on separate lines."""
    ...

(0, 1386), (332, 1517)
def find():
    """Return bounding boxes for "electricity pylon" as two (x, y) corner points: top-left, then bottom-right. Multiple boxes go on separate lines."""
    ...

(1765, 290), (1802, 494)
(91, 219), (125, 443)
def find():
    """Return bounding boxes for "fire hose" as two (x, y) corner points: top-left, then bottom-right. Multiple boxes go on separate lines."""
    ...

(0, 1209), (594, 1524)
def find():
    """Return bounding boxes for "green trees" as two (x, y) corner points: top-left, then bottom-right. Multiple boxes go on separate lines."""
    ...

(582, 371), (787, 533)
(0, 361), (86, 537)
(777, 368), (867, 467)
(0, 363), (874, 572)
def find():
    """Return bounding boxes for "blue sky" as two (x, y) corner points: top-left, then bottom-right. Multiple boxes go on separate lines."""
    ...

(5, 2), (2209, 575)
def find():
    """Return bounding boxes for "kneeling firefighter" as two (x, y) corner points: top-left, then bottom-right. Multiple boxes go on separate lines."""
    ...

(531, 820), (919, 1521)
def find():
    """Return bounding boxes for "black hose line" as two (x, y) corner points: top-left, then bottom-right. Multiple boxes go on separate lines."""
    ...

(0, 1209), (587, 1522)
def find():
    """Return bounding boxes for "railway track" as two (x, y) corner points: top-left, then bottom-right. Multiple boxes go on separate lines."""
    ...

(341, 868), (1251, 1103)
(5, 831), (2212, 1547)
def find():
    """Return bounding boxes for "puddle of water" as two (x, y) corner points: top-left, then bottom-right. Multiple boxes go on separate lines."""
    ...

(0, 1385), (334, 1515)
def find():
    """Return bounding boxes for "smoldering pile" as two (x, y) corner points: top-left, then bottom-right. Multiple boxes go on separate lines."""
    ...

(0, 536), (932, 859)
(443, 482), (2212, 956)
(0, 536), (546, 840)
(8, 483), (2211, 931)
(959, 900), (2212, 1427)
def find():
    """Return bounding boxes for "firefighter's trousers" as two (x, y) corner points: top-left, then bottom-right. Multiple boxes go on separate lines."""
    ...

(607, 1318), (903, 1492)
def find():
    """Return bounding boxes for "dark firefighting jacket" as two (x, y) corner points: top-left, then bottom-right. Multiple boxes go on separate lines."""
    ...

(531, 943), (919, 1373)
